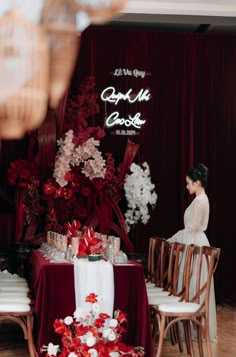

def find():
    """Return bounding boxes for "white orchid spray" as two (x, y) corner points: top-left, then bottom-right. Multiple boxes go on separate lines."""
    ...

(124, 162), (157, 231)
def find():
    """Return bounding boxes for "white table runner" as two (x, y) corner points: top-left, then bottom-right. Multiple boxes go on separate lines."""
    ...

(73, 259), (114, 317)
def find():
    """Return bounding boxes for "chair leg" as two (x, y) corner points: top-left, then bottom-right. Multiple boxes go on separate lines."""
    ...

(27, 315), (37, 357)
(175, 320), (184, 353)
(185, 321), (195, 357)
(205, 324), (212, 357)
(196, 318), (204, 357)
(183, 321), (190, 354)
(168, 317), (177, 345)
(156, 315), (166, 357)
(150, 307), (159, 343)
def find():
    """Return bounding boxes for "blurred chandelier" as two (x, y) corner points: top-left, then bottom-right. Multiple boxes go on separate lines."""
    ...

(0, 0), (127, 139)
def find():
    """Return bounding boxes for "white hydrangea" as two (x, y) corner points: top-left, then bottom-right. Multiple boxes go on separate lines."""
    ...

(124, 162), (157, 231)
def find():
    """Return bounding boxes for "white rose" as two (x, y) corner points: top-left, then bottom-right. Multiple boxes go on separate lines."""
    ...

(88, 348), (98, 357)
(102, 328), (111, 339)
(109, 319), (118, 328)
(64, 316), (73, 325)
(109, 352), (119, 357)
(68, 353), (77, 357)
(108, 331), (116, 341)
(86, 336), (96, 347)
(47, 342), (59, 356)
(80, 334), (86, 344)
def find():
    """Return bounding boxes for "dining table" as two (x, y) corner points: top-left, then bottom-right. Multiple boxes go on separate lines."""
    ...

(29, 249), (154, 357)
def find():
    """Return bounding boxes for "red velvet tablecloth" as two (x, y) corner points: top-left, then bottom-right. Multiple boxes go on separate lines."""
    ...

(30, 250), (153, 357)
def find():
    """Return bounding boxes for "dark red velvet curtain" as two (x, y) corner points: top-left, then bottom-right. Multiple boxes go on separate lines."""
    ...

(0, 27), (236, 304)
(71, 28), (236, 304)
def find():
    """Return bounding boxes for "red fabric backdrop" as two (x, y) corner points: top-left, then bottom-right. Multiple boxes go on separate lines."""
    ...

(0, 27), (236, 304)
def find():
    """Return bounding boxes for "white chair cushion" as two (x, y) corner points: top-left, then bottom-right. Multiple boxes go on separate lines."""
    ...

(149, 295), (180, 305)
(0, 302), (30, 312)
(0, 270), (22, 279)
(0, 290), (28, 297)
(0, 277), (26, 281)
(0, 281), (28, 286)
(146, 286), (164, 292)
(158, 302), (201, 313)
(0, 296), (30, 303)
(0, 285), (29, 292)
(146, 282), (156, 288)
(147, 290), (170, 296)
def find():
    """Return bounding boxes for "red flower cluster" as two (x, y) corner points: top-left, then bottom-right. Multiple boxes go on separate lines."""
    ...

(64, 224), (105, 256)
(41, 293), (145, 357)
(65, 220), (82, 238)
(7, 76), (139, 248)
(8, 159), (38, 187)
(79, 228), (104, 256)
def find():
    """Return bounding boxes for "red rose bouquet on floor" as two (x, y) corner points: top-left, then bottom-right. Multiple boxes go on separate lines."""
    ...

(41, 293), (145, 357)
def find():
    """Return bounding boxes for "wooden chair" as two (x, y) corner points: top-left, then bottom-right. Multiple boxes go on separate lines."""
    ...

(146, 237), (167, 286)
(154, 245), (220, 357)
(148, 242), (188, 350)
(0, 270), (37, 356)
(147, 242), (186, 298)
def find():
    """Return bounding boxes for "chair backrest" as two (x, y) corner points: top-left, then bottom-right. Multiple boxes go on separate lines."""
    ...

(166, 242), (186, 295)
(178, 244), (196, 300)
(156, 238), (170, 288)
(147, 236), (167, 284)
(184, 245), (220, 309)
(147, 237), (157, 282)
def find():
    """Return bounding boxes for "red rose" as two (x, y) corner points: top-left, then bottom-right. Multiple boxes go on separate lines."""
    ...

(85, 293), (98, 303)
(54, 187), (65, 198)
(114, 310), (128, 324)
(99, 313), (110, 320)
(94, 318), (106, 328)
(64, 188), (73, 200)
(64, 172), (75, 182)
(43, 182), (56, 195)
(53, 319), (67, 334)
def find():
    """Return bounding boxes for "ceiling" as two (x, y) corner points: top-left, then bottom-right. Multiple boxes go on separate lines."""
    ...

(109, 0), (236, 33)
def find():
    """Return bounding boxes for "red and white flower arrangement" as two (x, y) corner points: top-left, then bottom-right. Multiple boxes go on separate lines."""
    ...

(41, 293), (145, 357)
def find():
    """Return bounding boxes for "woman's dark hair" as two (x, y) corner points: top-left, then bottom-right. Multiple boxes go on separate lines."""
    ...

(187, 163), (209, 188)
